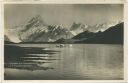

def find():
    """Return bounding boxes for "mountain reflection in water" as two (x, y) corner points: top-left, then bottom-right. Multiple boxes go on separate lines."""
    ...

(4, 45), (60, 71)
(4, 44), (123, 80)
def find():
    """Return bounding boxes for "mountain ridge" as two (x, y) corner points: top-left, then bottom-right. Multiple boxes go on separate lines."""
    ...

(55, 22), (123, 44)
(5, 15), (123, 44)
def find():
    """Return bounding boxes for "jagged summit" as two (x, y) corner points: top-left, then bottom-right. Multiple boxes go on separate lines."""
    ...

(21, 15), (45, 32)
(70, 22), (88, 36)
(27, 15), (45, 25)
(10, 15), (74, 42)
(5, 14), (122, 43)
(88, 20), (122, 32)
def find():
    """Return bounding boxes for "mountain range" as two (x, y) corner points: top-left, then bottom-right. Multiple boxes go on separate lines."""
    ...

(10, 15), (74, 42)
(55, 22), (123, 44)
(5, 15), (123, 44)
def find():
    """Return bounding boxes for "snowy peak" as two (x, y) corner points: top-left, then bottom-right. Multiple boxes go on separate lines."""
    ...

(23, 15), (45, 31)
(70, 22), (88, 31)
(89, 20), (122, 32)
(70, 20), (122, 36)
(18, 16), (48, 42)
(70, 22), (88, 35)
(11, 15), (74, 42)
(6, 14), (122, 43)
(27, 15), (45, 27)
(14, 15), (46, 34)
(72, 22), (123, 44)
(48, 25), (65, 32)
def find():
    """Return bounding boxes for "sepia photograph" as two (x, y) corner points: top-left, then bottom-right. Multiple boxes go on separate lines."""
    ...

(4, 4), (124, 80)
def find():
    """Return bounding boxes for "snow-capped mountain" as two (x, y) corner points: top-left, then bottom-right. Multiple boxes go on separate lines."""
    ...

(5, 14), (122, 43)
(55, 22), (123, 44)
(88, 21), (122, 32)
(69, 21), (120, 36)
(11, 15), (73, 42)
(70, 22), (88, 36)
(73, 22), (124, 44)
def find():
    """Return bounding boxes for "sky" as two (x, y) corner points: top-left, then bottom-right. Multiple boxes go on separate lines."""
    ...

(4, 4), (123, 29)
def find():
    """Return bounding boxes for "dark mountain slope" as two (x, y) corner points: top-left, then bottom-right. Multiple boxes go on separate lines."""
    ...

(72, 31), (97, 39)
(75, 22), (123, 44)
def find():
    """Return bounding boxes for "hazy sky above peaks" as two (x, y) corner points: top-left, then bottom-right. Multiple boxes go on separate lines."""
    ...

(4, 4), (123, 29)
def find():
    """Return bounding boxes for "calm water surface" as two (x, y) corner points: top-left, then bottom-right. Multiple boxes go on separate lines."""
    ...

(4, 44), (123, 80)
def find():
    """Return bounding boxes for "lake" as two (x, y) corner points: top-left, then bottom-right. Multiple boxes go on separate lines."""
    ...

(4, 44), (123, 80)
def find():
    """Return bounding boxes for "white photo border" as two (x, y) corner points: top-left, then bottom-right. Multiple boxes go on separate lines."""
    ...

(0, 1), (127, 83)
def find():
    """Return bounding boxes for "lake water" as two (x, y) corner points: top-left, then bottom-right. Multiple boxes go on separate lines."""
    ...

(4, 44), (123, 80)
